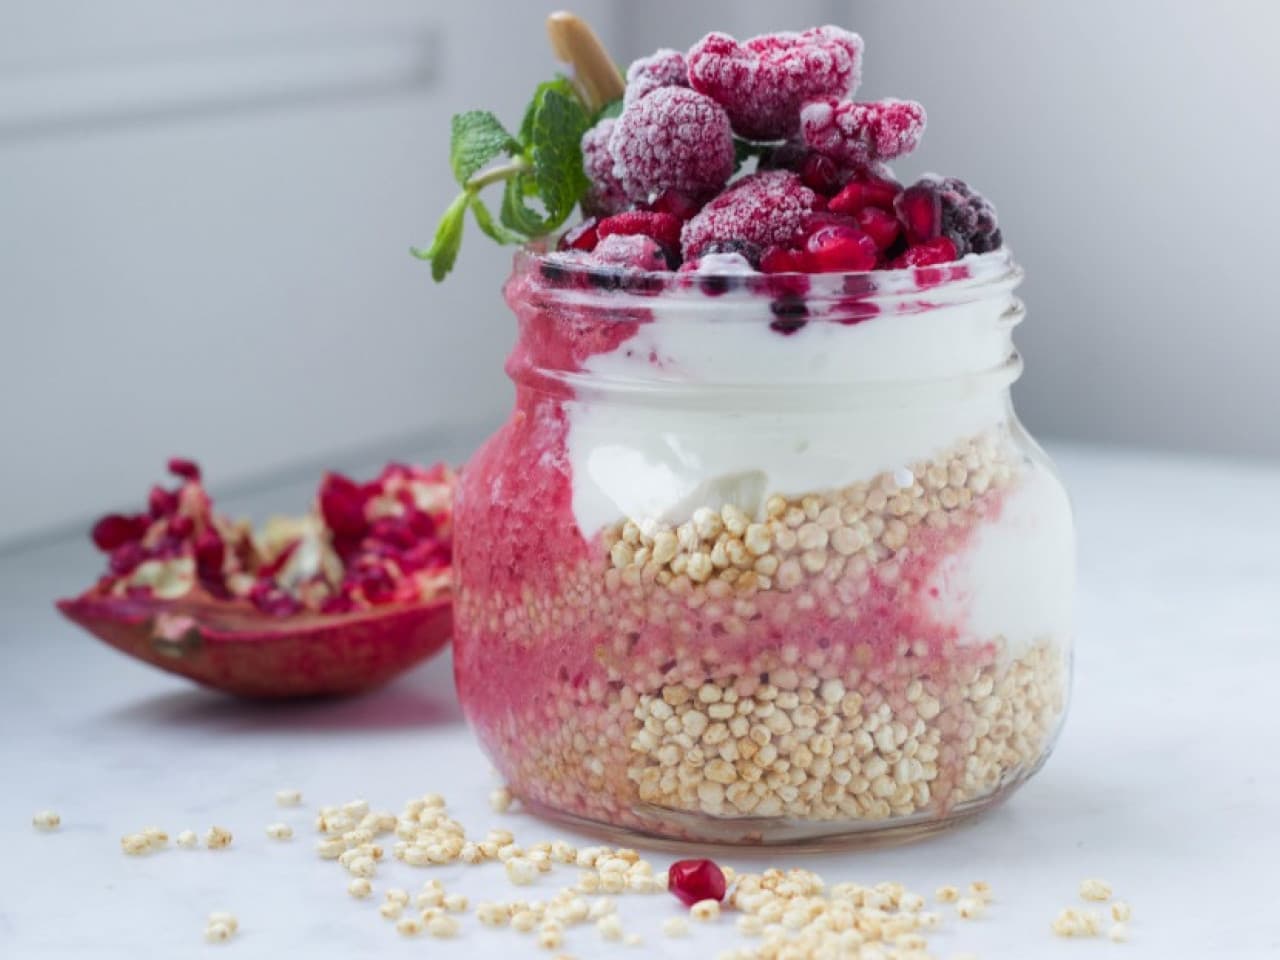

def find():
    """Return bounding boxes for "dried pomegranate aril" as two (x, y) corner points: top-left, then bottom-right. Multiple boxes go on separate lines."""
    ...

(668, 858), (727, 906)
(804, 224), (879, 272)
(91, 513), (148, 552)
(167, 457), (201, 481)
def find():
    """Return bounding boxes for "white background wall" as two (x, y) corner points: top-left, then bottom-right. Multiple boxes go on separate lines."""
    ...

(2, 1), (1278, 546)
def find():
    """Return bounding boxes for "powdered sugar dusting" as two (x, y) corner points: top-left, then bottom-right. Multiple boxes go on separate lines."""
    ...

(681, 170), (818, 259)
(801, 97), (927, 165)
(624, 48), (689, 106)
(580, 118), (628, 216)
(687, 26), (863, 140)
(609, 87), (735, 202)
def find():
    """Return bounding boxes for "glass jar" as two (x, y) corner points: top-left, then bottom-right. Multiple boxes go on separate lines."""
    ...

(453, 247), (1073, 845)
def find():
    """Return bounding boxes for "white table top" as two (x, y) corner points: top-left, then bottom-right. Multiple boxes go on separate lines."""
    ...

(3, 441), (1278, 958)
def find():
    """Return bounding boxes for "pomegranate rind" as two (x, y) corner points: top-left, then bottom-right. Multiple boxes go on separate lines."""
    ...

(56, 591), (452, 699)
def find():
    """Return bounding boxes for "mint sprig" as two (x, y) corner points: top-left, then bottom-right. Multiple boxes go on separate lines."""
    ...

(414, 76), (606, 282)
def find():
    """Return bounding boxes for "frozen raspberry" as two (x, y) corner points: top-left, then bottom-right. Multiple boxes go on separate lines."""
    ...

(624, 48), (689, 106)
(897, 176), (1002, 256)
(587, 233), (670, 271)
(800, 98), (926, 166)
(892, 236), (959, 268)
(687, 27), (862, 140)
(580, 119), (628, 216)
(596, 210), (683, 250)
(681, 170), (818, 260)
(609, 87), (735, 202)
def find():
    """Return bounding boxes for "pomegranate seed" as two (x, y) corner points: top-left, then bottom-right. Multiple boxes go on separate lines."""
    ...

(893, 236), (959, 268)
(195, 530), (225, 575)
(667, 859), (727, 906)
(759, 246), (808, 273)
(558, 217), (599, 252)
(828, 175), (901, 216)
(648, 189), (703, 221)
(895, 184), (942, 244)
(856, 206), (902, 250)
(799, 152), (844, 194)
(319, 473), (369, 538)
(167, 457), (201, 481)
(148, 486), (178, 518)
(804, 225), (879, 272)
(320, 594), (356, 615)
(109, 542), (146, 576)
(168, 514), (194, 539)
(91, 513), (147, 552)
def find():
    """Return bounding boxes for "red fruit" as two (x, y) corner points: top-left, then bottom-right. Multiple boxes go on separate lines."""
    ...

(801, 98), (926, 166)
(58, 459), (457, 698)
(91, 513), (148, 552)
(167, 457), (201, 481)
(855, 206), (902, 250)
(828, 175), (901, 216)
(892, 236), (959, 268)
(597, 211), (683, 250)
(609, 87), (735, 202)
(687, 27), (863, 140)
(896, 184), (943, 245)
(805, 224), (879, 272)
(681, 170), (818, 260)
(558, 218), (599, 253)
(668, 859), (727, 906)
(587, 233), (671, 271)
(580, 119), (628, 217)
(648, 189), (703, 221)
(319, 472), (369, 538)
(624, 48), (689, 106)
(148, 485), (178, 518)
(799, 152), (844, 194)
(759, 246), (808, 273)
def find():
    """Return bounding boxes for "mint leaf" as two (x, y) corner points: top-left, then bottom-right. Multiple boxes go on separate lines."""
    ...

(499, 173), (553, 236)
(518, 75), (582, 146)
(529, 85), (591, 224)
(593, 98), (623, 123)
(469, 194), (526, 245)
(412, 192), (468, 281)
(450, 111), (519, 187)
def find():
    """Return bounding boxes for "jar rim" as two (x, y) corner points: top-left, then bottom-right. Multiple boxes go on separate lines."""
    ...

(514, 244), (1020, 307)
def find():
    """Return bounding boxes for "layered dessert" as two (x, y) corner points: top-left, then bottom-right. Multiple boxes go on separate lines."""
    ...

(439, 18), (1073, 842)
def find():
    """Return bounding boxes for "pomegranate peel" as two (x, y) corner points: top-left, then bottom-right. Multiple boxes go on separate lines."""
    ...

(57, 458), (455, 698)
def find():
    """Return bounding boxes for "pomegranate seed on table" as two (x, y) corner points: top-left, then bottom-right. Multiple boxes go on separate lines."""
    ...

(668, 858), (728, 906)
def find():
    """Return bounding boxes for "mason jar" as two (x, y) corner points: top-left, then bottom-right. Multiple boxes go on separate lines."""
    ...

(453, 246), (1073, 845)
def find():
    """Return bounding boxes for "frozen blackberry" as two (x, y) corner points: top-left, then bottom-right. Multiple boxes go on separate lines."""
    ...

(898, 175), (1002, 256)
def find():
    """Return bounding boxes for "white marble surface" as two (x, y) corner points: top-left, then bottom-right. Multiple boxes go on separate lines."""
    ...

(3, 443), (1279, 958)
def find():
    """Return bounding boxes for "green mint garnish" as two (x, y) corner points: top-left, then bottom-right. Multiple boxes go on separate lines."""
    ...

(414, 76), (610, 282)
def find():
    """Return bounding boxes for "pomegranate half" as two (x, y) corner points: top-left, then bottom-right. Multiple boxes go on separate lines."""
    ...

(56, 458), (455, 698)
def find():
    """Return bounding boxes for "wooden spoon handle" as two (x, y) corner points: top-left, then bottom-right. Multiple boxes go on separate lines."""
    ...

(546, 11), (624, 111)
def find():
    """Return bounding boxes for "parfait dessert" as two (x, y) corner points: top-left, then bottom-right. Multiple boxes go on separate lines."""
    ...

(427, 15), (1073, 844)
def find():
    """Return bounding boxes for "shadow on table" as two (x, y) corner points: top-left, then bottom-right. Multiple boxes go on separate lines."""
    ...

(98, 652), (465, 734)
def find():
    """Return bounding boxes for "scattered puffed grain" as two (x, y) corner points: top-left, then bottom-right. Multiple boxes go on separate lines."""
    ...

(1080, 878), (1112, 902)
(956, 897), (985, 919)
(663, 917), (689, 937)
(1109, 922), (1129, 942)
(1111, 900), (1132, 922)
(969, 880), (993, 901)
(121, 833), (149, 856)
(624, 932), (642, 946)
(385, 888), (409, 907)
(316, 837), (345, 859)
(348, 878), (372, 899)
(490, 786), (514, 813)
(538, 925), (564, 949)
(347, 856), (375, 878)
(935, 885), (959, 903)
(205, 826), (232, 849)
(428, 914), (460, 938)
(512, 909), (538, 932)
(275, 788), (302, 807)
(32, 810), (61, 831)
(176, 830), (198, 849)
(204, 922), (233, 944)
(379, 902), (403, 921)
(507, 857), (537, 885)
(443, 893), (468, 913)
(691, 899), (721, 922)
(207, 912), (239, 934)
(597, 914), (624, 940)
(265, 822), (293, 841)
(396, 916), (423, 937)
